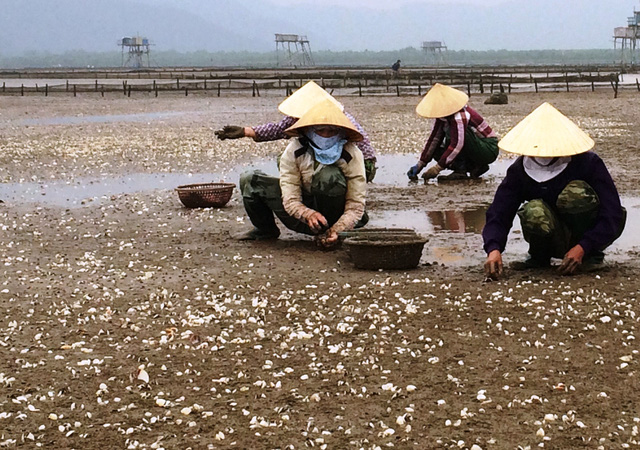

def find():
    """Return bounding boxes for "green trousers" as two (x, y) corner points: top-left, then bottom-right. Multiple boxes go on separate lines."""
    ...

(517, 180), (625, 260)
(239, 168), (367, 236)
(434, 129), (499, 171)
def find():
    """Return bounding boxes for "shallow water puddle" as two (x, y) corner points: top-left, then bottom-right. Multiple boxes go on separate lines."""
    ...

(368, 205), (487, 234)
(368, 200), (640, 263)
(1, 152), (639, 260)
(0, 160), (277, 207)
(373, 153), (515, 185)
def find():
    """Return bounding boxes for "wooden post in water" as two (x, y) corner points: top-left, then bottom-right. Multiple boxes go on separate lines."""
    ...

(418, 85), (422, 96)
(101, 86), (105, 97)
(95, 80), (98, 92)
(21, 84), (24, 96)
(35, 83), (38, 93)
(467, 82), (471, 96)
(565, 74), (570, 92)
(252, 81), (256, 97)
(185, 88), (188, 96)
(534, 79), (538, 93)
(66, 80), (69, 92)
(217, 83), (221, 97)
(479, 76), (484, 94)
(123, 81), (127, 96)
(73, 85), (76, 97)
(358, 81), (362, 97)
(45, 84), (48, 96)
(592, 80), (595, 92)
(396, 85), (400, 97)
(2, 82), (4, 92)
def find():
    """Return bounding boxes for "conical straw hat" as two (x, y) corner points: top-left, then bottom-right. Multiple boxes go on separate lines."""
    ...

(416, 83), (469, 118)
(285, 99), (363, 142)
(278, 80), (344, 118)
(498, 102), (594, 157)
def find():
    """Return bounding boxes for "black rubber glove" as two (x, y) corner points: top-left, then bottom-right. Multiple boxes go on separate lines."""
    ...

(364, 159), (377, 183)
(215, 125), (245, 140)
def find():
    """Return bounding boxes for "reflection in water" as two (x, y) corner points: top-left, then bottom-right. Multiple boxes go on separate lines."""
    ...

(367, 209), (433, 235)
(427, 207), (488, 234)
(368, 206), (489, 235)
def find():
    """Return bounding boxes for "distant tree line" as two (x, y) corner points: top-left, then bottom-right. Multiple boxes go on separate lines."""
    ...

(0, 48), (628, 69)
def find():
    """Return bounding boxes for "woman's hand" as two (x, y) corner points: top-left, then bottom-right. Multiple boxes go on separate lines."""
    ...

(484, 249), (503, 280)
(306, 211), (328, 233)
(558, 245), (584, 275)
(316, 229), (339, 248)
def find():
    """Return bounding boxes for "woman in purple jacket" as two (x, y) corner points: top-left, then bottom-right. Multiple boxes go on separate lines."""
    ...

(483, 102), (626, 279)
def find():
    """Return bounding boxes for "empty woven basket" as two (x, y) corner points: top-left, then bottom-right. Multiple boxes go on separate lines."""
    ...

(176, 182), (235, 208)
(343, 229), (428, 270)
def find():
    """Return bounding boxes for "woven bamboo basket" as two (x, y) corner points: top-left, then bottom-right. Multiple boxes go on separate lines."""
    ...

(343, 230), (428, 270)
(176, 182), (235, 208)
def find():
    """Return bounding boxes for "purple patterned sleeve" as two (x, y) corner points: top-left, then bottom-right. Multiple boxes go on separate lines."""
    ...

(344, 111), (377, 161)
(251, 116), (297, 142)
(252, 111), (377, 161)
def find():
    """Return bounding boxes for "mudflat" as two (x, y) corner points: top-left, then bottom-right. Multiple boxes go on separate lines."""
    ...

(1, 90), (639, 449)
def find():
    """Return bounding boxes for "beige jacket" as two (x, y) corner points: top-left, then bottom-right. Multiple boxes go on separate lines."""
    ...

(279, 138), (366, 233)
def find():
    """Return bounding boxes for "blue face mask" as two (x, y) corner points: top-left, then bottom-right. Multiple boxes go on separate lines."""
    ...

(305, 129), (347, 165)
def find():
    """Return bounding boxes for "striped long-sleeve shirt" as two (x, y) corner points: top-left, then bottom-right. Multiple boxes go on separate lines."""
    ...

(251, 112), (377, 161)
(419, 105), (496, 168)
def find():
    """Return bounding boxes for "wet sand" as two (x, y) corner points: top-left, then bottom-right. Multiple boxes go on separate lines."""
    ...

(1, 90), (640, 448)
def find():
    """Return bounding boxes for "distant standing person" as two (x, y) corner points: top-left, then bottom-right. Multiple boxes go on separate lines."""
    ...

(407, 83), (499, 181)
(214, 81), (378, 182)
(391, 59), (401, 77)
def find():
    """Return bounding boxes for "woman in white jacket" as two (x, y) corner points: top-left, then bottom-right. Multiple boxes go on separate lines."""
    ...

(237, 99), (367, 248)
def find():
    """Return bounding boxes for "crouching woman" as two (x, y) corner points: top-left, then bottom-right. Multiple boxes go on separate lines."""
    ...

(237, 99), (367, 248)
(483, 102), (626, 278)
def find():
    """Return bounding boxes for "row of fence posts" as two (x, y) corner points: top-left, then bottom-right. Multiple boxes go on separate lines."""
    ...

(0, 74), (630, 98)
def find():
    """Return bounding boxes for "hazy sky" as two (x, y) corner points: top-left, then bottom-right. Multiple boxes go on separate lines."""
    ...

(269, 0), (511, 8)
(1, 0), (638, 55)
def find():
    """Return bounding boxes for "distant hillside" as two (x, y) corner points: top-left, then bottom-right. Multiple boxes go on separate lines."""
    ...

(0, 0), (262, 56)
(0, 0), (634, 55)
